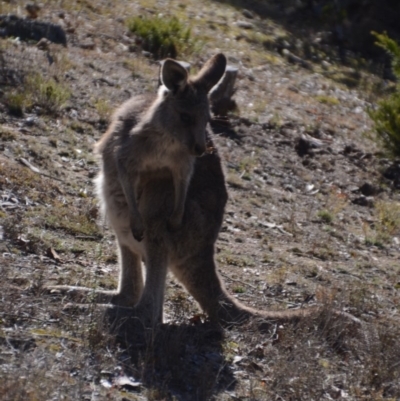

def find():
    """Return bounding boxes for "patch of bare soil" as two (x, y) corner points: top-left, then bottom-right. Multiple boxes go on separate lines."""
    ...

(0, 1), (399, 400)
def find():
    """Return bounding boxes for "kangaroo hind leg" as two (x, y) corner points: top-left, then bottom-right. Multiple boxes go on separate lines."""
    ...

(132, 240), (169, 327)
(171, 245), (253, 325)
(45, 240), (143, 308)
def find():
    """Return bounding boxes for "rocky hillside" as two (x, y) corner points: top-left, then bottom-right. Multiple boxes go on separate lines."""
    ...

(0, 1), (399, 400)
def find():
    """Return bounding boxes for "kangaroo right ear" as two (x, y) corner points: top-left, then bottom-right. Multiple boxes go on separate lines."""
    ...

(160, 59), (188, 93)
(193, 53), (227, 93)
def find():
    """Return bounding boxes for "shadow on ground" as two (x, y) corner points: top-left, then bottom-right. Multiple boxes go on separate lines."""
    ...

(212, 0), (400, 71)
(108, 312), (236, 401)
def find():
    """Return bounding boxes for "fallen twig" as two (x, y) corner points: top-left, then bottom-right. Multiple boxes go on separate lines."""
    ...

(19, 158), (65, 183)
(220, 272), (257, 289)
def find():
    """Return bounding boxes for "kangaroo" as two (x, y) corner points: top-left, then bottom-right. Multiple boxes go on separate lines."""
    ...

(48, 54), (360, 328)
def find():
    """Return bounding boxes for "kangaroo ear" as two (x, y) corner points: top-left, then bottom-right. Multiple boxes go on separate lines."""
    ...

(160, 59), (188, 92)
(193, 53), (227, 93)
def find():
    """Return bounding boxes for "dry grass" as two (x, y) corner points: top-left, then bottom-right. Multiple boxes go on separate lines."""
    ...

(2, 265), (399, 400)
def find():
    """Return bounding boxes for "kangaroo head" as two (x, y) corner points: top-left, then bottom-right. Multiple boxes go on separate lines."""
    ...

(156, 53), (227, 156)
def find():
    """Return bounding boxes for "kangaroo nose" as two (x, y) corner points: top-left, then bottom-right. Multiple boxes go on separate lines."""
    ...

(193, 144), (206, 156)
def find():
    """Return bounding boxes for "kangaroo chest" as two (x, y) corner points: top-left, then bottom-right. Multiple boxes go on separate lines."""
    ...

(121, 137), (192, 203)
(137, 135), (193, 174)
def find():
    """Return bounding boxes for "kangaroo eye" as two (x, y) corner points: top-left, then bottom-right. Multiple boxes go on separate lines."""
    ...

(180, 113), (192, 124)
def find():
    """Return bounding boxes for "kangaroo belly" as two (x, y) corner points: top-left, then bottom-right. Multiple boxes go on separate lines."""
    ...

(138, 174), (175, 223)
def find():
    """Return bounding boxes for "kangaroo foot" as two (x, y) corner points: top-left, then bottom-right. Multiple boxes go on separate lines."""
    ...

(106, 302), (162, 331)
(44, 285), (136, 307)
(56, 302), (162, 337)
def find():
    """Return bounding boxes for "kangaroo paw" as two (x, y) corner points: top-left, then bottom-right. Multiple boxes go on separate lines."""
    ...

(130, 216), (144, 242)
(167, 214), (183, 231)
(44, 285), (97, 303)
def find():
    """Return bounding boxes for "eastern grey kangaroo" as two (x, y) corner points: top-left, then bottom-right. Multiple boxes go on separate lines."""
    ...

(48, 54), (359, 328)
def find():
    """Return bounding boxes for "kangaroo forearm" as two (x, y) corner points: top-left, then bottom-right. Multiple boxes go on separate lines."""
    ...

(117, 160), (140, 217)
(173, 181), (188, 215)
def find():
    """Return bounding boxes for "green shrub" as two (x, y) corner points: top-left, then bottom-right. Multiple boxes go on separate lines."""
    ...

(4, 74), (70, 116)
(317, 210), (334, 224)
(26, 74), (71, 114)
(368, 92), (400, 157)
(127, 16), (192, 59)
(0, 126), (17, 141)
(372, 31), (400, 77)
(368, 32), (400, 157)
(315, 95), (340, 106)
(5, 91), (25, 116)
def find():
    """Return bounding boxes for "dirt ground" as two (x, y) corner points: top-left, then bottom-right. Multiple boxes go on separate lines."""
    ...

(0, 1), (399, 400)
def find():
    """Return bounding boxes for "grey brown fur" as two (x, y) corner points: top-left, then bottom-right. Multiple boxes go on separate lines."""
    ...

(47, 54), (358, 328)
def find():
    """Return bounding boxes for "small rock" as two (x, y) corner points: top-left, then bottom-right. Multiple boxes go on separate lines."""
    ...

(283, 49), (312, 69)
(25, 3), (41, 19)
(0, 15), (67, 46)
(281, 128), (295, 137)
(283, 184), (294, 192)
(277, 39), (291, 50)
(242, 9), (254, 19)
(359, 182), (379, 196)
(295, 138), (313, 157)
(352, 196), (374, 208)
(46, 247), (61, 262)
(211, 97), (237, 116)
(321, 60), (331, 70)
(343, 143), (359, 154)
(114, 376), (141, 391)
(36, 37), (50, 50)
(233, 355), (244, 364)
(100, 379), (112, 389)
(236, 20), (254, 29)
(79, 39), (95, 50)
(25, 116), (36, 126)
(117, 43), (129, 52)
(383, 164), (400, 189)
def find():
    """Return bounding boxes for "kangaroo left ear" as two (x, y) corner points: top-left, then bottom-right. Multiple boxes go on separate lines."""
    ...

(193, 53), (227, 93)
(160, 59), (188, 92)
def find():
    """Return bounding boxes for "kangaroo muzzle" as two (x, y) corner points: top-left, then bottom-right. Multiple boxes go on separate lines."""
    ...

(189, 132), (207, 156)
(192, 142), (206, 157)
